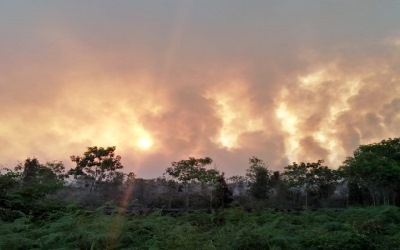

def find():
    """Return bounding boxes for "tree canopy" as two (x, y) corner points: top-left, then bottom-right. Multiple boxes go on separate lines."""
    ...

(246, 157), (272, 199)
(165, 157), (216, 209)
(69, 146), (124, 192)
(283, 160), (337, 207)
(165, 157), (213, 183)
(339, 138), (400, 206)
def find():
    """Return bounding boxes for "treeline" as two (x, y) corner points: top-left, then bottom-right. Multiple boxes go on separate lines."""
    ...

(1, 138), (400, 220)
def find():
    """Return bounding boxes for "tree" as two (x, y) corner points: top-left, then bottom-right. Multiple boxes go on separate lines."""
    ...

(0, 168), (20, 207)
(283, 160), (336, 208)
(165, 157), (213, 209)
(339, 138), (400, 206)
(228, 175), (247, 196)
(200, 168), (220, 209)
(15, 158), (66, 199)
(214, 173), (233, 208)
(246, 157), (272, 199)
(159, 176), (179, 208)
(283, 162), (307, 205)
(1, 158), (66, 220)
(69, 146), (123, 193)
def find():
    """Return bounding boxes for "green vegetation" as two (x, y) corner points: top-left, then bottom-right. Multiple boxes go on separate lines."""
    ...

(69, 146), (127, 193)
(339, 138), (400, 206)
(246, 157), (272, 200)
(1, 138), (400, 249)
(0, 206), (399, 249)
(283, 160), (338, 208)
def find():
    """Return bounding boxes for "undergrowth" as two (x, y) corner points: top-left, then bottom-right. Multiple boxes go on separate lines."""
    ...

(0, 206), (399, 249)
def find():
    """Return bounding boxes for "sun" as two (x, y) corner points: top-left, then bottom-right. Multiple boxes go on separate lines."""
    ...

(138, 138), (153, 150)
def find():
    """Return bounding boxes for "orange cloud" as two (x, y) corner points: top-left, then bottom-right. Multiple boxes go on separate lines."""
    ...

(1, 2), (400, 177)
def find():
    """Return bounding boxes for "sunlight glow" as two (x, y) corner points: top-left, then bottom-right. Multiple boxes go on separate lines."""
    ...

(134, 127), (153, 150)
(218, 134), (236, 149)
(315, 133), (327, 142)
(205, 80), (264, 149)
(275, 102), (299, 162)
(298, 70), (325, 88)
(138, 137), (153, 150)
(215, 97), (238, 148)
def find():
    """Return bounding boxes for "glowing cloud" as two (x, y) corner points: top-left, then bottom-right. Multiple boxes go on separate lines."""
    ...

(205, 79), (263, 149)
(275, 101), (299, 162)
(1, 1), (400, 177)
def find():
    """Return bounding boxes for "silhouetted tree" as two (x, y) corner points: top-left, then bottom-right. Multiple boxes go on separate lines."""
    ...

(0, 158), (66, 219)
(246, 157), (272, 199)
(15, 158), (66, 198)
(69, 146), (123, 193)
(165, 157), (213, 209)
(159, 176), (179, 208)
(214, 173), (233, 208)
(283, 160), (336, 208)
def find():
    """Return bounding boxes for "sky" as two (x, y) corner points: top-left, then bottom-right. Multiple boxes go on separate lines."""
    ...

(1, 1), (400, 178)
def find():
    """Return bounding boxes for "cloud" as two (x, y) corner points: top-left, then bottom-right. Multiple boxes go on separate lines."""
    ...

(1, 2), (400, 177)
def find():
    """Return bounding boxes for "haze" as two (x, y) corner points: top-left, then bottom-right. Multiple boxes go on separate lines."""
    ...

(1, 1), (399, 178)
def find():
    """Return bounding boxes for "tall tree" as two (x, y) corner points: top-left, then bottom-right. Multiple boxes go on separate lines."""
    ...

(214, 173), (233, 208)
(165, 157), (213, 209)
(339, 138), (400, 206)
(69, 146), (123, 193)
(200, 168), (221, 209)
(283, 160), (336, 207)
(15, 158), (66, 198)
(1, 158), (66, 218)
(246, 157), (272, 199)
(159, 176), (179, 208)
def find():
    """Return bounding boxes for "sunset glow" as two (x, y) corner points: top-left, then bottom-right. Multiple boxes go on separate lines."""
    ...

(138, 138), (153, 150)
(1, 2), (400, 178)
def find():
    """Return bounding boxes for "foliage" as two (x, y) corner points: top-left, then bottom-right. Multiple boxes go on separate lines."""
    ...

(0, 158), (66, 221)
(2, 138), (400, 249)
(165, 157), (213, 183)
(165, 157), (214, 209)
(246, 157), (272, 199)
(69, 146), (124, 192)
(19, 159), (66, 198)
(283, 160), (337, 207)
(0, 169), (20, 198)
(339, 138), (400, 206)
(228, 175), (248, 197)
(214, 173), (233, 208)
(1, 206), (399, 249)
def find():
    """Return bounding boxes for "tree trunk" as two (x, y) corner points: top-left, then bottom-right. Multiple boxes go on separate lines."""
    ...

(305, 191), (308, 208)
(209, 188), (213, 210)
(89, 180), (95, 193)
(370, 189), (376, 207)
(185, 183), (189, 210)
(305, 185), (308, 209)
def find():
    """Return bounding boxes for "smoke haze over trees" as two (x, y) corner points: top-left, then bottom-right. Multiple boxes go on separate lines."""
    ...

(1, 137), (400, 249)
(1, 1), (400, 178)
(1, 2), (400, 248)
(2, 137), (400, 212)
